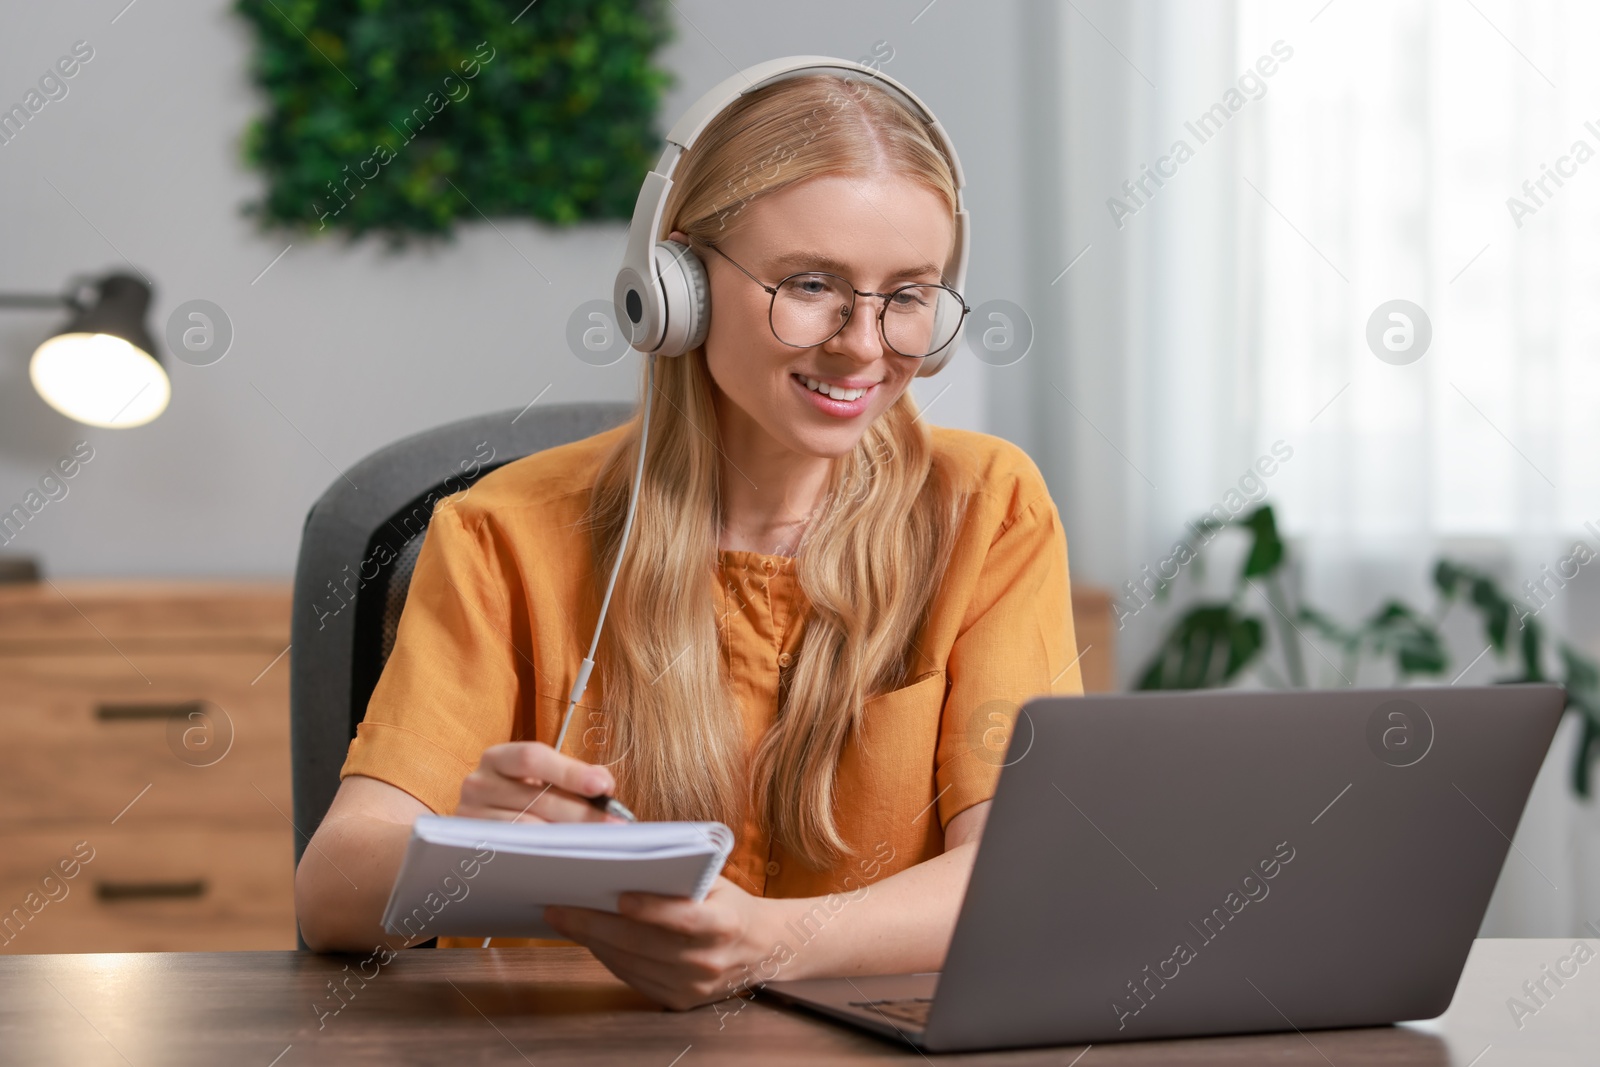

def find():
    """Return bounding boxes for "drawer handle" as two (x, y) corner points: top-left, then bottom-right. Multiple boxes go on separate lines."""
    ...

(95, 879), (208, 901)
(95, 701), (205, 722)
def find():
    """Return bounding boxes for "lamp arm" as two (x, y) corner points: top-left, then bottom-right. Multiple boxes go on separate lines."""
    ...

(0, 293), (75, 310)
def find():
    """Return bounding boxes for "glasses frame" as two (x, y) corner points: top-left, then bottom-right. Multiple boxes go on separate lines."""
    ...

(688, 237), (970, 358)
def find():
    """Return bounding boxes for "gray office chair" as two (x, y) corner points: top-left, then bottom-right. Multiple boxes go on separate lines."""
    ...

(288, 401), (631, 948)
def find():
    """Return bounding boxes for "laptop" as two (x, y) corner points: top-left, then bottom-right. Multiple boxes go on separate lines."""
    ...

(764, 684), (1566, 1053)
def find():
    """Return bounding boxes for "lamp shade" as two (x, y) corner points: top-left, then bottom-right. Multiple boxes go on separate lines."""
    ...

(28, 273), (170, 429)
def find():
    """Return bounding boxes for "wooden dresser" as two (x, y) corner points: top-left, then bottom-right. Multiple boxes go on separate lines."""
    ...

(1070, 588), (1117, 694)
(0, 581), (296, 953)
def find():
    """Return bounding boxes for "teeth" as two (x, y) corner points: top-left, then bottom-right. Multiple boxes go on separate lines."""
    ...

(800, 375), (869, 402)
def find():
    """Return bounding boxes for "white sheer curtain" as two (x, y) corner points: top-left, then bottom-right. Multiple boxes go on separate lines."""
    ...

(1035, 0), (1600, 937)
(1237, 0), (1600, 602)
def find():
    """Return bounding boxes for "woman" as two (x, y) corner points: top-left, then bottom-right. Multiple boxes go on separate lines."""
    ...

(295, 70), (1083, 1011)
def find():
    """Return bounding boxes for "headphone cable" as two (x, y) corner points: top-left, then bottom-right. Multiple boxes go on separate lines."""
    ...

(553, 354), (655, 755)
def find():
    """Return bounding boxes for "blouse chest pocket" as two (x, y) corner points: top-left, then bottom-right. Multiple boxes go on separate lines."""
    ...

(859, 669), (947, 739)
(832, 670), (949, 843)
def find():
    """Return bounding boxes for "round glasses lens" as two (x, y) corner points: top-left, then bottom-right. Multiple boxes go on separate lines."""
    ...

(772, 275), (964, 356)
(772, 274), (854, 347)
(881, 284), (964, 358)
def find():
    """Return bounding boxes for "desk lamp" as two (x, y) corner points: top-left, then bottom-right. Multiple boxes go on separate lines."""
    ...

(0, 271), (170, 429)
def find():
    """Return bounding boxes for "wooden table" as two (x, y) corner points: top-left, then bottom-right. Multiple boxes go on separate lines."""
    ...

(1, 940), (1594, 1064)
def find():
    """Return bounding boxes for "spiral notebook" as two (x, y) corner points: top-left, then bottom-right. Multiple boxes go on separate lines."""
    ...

(381, 815), (736, 941)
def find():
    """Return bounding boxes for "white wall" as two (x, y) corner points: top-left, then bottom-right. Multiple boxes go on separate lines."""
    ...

(0, 0), (1036, 578)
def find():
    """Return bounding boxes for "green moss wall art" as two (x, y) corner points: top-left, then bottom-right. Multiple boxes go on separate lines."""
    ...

(233, 0), (675, 249)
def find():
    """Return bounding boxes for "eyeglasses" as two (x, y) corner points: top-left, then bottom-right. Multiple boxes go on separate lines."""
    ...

(688, 238), (970, 359)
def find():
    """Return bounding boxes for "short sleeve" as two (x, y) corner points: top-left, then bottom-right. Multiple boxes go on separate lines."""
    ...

(339, 501), (532, 815)
(934, 492), (1082, 829)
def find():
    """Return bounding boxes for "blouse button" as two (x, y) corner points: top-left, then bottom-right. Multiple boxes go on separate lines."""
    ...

(766, 860), (781, 877)
(777, 652), (792, 667)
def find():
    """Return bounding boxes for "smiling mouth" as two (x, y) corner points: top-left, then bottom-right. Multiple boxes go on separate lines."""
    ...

(795, 374), (873, 402)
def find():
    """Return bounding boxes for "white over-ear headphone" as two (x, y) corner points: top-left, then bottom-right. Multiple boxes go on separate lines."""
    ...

(611, 54), (971, 377)
(553, 57), (971, 766)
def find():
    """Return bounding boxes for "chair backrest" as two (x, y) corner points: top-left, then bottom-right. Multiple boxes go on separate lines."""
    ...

(288, 402), (632, 909)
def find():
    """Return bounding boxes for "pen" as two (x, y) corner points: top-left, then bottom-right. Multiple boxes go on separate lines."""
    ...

(587, 793), (638, 821)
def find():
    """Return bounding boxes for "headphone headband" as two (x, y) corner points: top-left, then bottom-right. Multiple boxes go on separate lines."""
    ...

(613, 55), (970, 376)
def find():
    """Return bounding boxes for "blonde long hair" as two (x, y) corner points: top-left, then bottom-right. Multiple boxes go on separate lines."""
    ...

(585, 73), (965, 868)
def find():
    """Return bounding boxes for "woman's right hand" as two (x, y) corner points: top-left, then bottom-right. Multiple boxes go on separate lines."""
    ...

(456, 741), (620, 823)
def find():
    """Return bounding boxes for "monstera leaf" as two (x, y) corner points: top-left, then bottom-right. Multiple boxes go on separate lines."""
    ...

(1136, 604), (1264, 690)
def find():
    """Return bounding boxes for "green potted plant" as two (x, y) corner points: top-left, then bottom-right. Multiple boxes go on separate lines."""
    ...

(1133, 504), (1600, 796)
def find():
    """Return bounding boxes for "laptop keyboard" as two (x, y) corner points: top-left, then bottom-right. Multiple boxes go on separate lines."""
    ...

(849, 996), (934, 1028)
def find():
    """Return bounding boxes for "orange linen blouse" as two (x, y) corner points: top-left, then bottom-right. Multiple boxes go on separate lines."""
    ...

(340, 422), (1083, 949)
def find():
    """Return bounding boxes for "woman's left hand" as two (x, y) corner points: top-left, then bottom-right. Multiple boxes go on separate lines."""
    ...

(543, 876), (781, 1010)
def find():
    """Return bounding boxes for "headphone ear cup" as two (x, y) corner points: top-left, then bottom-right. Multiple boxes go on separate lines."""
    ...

(650, 240), (710, 357)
